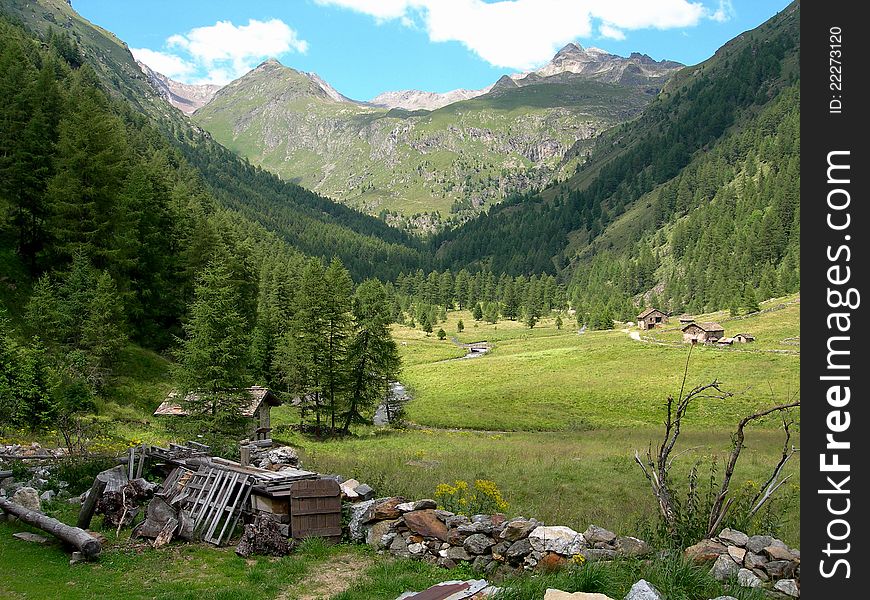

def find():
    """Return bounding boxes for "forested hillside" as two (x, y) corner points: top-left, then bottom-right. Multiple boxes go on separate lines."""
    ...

(0, 0), (430, 282)
(0, 14), (399, 438)
(431, 1), (800, 306)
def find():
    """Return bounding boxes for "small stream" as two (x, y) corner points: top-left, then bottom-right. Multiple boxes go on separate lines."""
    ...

(373, 381), (410, 426)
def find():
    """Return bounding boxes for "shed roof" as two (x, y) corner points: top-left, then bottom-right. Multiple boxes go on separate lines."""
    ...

(637, 307), (665, 319)
(735, 333), (755, 339)
(154, 386), (280, 417)
(682, 322), (725, 332)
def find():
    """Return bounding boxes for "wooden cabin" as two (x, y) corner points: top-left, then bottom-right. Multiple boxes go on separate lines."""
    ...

(682, 322), (725, 344)
(637, 308), (669, 330)
(154, 386), (280, 441)
(734, 333), (756, 343)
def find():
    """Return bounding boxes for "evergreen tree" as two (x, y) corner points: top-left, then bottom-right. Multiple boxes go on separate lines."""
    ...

(341, 280), (400, 433)
(472, 303), (483, 321)
(173, 260), (251, 433)
(322, 257), (353, 433)
(457, 319), (464, 333)
(437, 328), (446, 340)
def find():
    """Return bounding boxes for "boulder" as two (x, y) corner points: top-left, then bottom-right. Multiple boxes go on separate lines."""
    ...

(404, 509), (449, 541)
(737, 568), (762, 588)
(580, 548), (618, 561)
(624, 579), (664, 600)
(354, 483), (375, 501)
(744, 551), (767, 569)
(685, 539), (728, 563)
(764, 560), (796, 579)
(446, 546), (473, 562)
(365, 519), (398, 548)
(263, 446), (300, 467)
(583, 525), (616, 545)
(389, 534), (411, 558)
(464, 533), (496, 555)
(615, 536), (651, 557)
(505, 538), (533, 563)
(709, 555), (740, 581)
(537, 552), (568, 572)
(347, 499), (376, 541)
(773, 579), (800, 597)
(727, 545), (746, 563)
(529, 526), (585, 556)
(745, 535), (775, 554)
(764, 544), (797, 562)
(11, 487), (41, 512)
(717, 528), (749, 547)
(544, 591), (615, 600)
(365, 497), (406, 523)
(500, 519), (537, 542)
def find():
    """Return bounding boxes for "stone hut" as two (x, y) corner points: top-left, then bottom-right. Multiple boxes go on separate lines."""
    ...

(636, 308), (669, 330)
(682, 322), (725, 344)
(154, 386), (281, 441)
(734, 333), (756, 343)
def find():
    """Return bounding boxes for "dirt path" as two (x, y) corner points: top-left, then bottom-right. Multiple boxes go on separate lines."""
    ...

(277, 553), (374, 600)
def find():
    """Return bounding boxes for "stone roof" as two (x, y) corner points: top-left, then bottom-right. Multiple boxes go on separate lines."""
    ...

(153, 386), (280, 417)
(682, 322), (725, 332)
(637, 307), (664, 319)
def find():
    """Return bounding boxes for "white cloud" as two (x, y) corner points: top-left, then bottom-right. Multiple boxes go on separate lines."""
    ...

(316, 0), (725, 69)
(135, 18), (308, 85)
(708, 0), (736, 23)
(599, 24), (626, 41)
(131, 47), (195, 79)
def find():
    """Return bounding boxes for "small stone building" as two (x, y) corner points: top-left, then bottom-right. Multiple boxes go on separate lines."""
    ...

(154, 386), (281, 440)
(734, 333), (756, 343)
(637, 308), (669, 330)
(682, 322), (725, 344)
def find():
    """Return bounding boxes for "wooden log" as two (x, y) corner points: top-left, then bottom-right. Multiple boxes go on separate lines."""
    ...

(0, 497), (101, 559)
(0, 470), (14, 479)
(77, 465), (127, 530)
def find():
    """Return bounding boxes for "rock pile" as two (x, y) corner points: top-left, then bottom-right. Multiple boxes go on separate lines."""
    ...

(685, 528), (800, 597)
(349, 496), (651, 579)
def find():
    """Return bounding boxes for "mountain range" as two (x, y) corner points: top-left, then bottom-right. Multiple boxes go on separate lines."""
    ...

(177, 45), (680, 229)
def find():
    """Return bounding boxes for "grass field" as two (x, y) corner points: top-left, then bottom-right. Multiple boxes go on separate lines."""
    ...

(390, 295), (800, 431)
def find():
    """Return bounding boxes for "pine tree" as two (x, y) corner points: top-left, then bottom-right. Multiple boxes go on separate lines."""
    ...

(174, 260), (251, 433)
(341, 280), (400, 433)
(322, 257), (353, 434)
(472, 303), (483, 321)
(457, 319), (464, 333)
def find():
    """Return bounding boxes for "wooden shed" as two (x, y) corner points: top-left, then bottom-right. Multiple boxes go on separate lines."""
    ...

(637, 308), (669, 330)
(682, 322), (725, 344)
(154, 386), (280, 441)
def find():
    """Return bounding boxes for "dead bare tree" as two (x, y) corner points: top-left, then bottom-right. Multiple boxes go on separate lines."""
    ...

(635, 346), (800, 539)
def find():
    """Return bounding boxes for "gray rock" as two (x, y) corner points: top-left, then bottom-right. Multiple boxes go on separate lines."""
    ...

(717, 528), (749, 547)
(472, 555), (491, 571)
(616, 536), (651, 556)
(347, 499), (377, 542)
(438, 557), (457, 569)
(624, 579), (664, 600)
(583, 525), (617, 545)
(409, 499), (437, 510)
(744, 551), (767, 569)
(434, 509), (454, 522)
(39, 490), (56, 502)
(709, 555), (740, 581)
(727, 545), (746, 563)
(354, 484), (375, 500)
(505, 538), (533, 563)
(737, 568), (761, 588)
(773, 579), (799, 597)
(500, 519), (536, 542)
(389, 534), (411, 558)
(580, 548), (618, 561)
(11, 486), (41, 512)
(491, 540), (511, 558)
(708, 597), (739, 600)
(764, 560), (796, 579)
(260, 446), (300, 468)
(745, 535), (775, 554)
(529, 526), (585, 556)
(446, 515), (470, 529)
(446, 546), (473, 562)
(13, 532), (48, 544)
(365, 519), (398, 547)
(464, 533), (496, 555)
(408, 542), (426, 555)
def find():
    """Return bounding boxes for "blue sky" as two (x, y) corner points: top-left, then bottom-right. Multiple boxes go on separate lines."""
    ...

(73, 0), (792, 101)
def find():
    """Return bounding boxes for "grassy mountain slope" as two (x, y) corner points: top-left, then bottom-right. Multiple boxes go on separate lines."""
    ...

(0, 0), (429, 281)
(432, 1), (800, 283)
(193, 59), (659, 229)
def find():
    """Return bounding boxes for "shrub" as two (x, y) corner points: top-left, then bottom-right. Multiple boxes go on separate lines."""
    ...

(435, 479), (509, 516)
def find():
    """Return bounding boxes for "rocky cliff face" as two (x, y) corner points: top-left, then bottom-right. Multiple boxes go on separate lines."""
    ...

(136, 61), (221, 115)
(370, 87), (492, 111)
